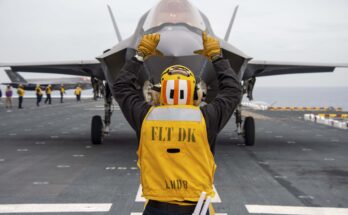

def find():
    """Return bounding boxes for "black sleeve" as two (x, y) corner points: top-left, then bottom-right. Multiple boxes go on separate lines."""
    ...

(113, 58), (152, 135)
(200, 59), (242, 151)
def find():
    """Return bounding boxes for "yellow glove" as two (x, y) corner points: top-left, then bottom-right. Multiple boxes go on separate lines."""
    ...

(137, 33), (162, 60)
(194, 32), (221, 61)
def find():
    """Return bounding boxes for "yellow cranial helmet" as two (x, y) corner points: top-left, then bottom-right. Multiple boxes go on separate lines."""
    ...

(160, 65), (196, 106)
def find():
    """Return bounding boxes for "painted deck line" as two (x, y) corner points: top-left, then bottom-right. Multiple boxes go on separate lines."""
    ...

(135, 185), (221, 203)
(0, 204), (112, 213)
(246, 205), (348, 215)
(131, 213), (227, 215)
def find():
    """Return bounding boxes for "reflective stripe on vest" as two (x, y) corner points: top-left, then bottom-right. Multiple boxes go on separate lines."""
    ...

(147, 107), (202, 122)
(138, 105), (216, 203)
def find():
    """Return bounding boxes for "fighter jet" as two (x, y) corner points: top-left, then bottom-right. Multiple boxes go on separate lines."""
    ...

(2, 69), (92, 90)
(1, 0), (347, 146)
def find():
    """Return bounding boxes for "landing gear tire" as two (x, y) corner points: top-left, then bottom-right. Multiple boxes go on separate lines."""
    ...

(91, 115), (103, 145)
(243, 116), (255, 146)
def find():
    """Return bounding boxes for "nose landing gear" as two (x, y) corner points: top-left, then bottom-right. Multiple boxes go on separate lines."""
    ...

(243, 116), (255, 146)
(235, 106), (255, 146)
(91, 115), (103, 145)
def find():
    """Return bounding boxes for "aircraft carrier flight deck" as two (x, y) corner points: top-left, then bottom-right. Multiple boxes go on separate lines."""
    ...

(0, 99), (347, 215)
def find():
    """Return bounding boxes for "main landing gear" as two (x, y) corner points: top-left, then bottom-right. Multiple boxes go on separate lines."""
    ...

(235, 104), (255, 146)
(235, 76), (256, 146)
(91, 83), (113, 145)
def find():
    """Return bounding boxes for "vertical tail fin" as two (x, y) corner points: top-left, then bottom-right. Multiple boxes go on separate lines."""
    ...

(5, 69), (27, 83)
(224, 5), (239, 42)
(107, 5), (122, 43)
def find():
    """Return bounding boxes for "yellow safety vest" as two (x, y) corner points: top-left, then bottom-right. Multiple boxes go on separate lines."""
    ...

(17, 88), (25, 97)
(36, 87), (42, 95)
(46, 87), (52, 94)
(60, 87), (65, 93)
(75, 87), (81, 95)
(138, 105), (216, 203)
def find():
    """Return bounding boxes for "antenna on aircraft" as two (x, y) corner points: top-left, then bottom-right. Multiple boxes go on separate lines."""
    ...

(107, 5), (122, 42)
(224, 5), (239, 42)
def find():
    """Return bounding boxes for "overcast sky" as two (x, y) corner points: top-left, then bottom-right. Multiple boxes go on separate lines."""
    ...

(0, 0), (347, 87)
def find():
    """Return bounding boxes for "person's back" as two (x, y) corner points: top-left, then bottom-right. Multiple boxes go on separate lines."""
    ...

(114, 33), (242, 215)
(139, 105), (216, 203)
(36, 85), (42, 95)
(17, 87), (24, 97)
(45, 86), (51, 95)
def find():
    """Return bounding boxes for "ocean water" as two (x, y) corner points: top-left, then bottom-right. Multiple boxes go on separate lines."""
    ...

(250, 87), (348, 111)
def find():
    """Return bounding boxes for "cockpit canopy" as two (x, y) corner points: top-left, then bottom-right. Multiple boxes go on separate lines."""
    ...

(143, 0), (206, 31)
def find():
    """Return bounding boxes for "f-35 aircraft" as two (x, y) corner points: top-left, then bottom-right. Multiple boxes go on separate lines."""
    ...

(1, 0), (347, 146)
(2, 69), (92, 90)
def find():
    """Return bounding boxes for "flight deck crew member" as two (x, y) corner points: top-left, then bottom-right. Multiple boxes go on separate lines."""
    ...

(60, 84), (65, 103)
(17, 85), (25, 109)
(113, 33), (242, 215)
(35, 84), (43, 107)
(5, 85), (13, 109)
(74, 85), (82, 102)
(44, 84), (52, 104)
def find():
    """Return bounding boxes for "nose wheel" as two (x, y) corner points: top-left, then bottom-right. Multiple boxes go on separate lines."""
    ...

(243, 116), (255, 146)
(91, 115), (103, 145)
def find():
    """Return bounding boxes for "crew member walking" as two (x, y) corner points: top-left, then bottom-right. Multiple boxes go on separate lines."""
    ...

(44, 85), (52, 104)
(60, 84), (65, 103)
(5, 85), (13, 109)
(17, 85), (25, 109)
(74, 85), (82, 102)
(114, 33), (242, 215)
(35, 84), (43, 107)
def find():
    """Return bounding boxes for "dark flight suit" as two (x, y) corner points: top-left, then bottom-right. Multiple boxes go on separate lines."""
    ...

(113, 57), (242, 214)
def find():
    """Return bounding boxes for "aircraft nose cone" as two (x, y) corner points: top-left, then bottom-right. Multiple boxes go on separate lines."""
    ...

(157, 28), (202, 56)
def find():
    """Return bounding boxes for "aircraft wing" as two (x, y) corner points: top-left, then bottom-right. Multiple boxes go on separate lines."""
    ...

(0, 60), (104, 79)
(243, 60), (348, 80)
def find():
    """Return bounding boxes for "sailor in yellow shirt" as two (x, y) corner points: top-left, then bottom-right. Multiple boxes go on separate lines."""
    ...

(44, 84), (52, 105)
(74, 85), (82, 102)
(114, 33), (242, 215)
(17, 84), (25, 109)
(60, 84), (65, 103)
(35, 84), (43, 107)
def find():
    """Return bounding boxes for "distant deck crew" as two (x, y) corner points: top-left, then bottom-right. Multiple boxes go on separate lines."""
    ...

(60, 84), (65, 103)
(44, 85), (52, 105)
(17, 85), (25, 109)
(113, 33), (242, 215)
(5, 85), (13, 109)
(74, 85), (82, 102)
(35, 84), (43, 107)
